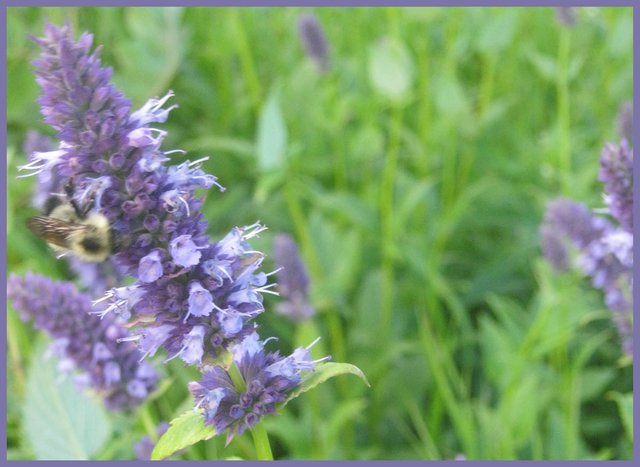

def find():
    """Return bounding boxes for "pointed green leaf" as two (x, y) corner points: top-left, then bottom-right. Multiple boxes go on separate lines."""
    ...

(23, 342), (112, 460)
(256, 89), (288, 172)
(151, 409), (216, 460)
(283, 362), (370, 407)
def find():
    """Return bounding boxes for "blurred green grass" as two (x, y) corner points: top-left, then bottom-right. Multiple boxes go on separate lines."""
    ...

(6, 6), (633, 460)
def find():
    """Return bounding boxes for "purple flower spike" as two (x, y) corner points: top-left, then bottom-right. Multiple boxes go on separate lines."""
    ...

(541, 193), (633, 356)
(297, 12), (331, 73)
(7, 273), (158, 411)
(25, 23), (276, 366)
(599, 140), (633, 233)
(617, 101), (633, 144)
(272, 233), (315, 321)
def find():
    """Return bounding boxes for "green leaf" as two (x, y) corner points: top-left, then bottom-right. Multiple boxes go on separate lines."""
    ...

(283, 362), (370, 407)
(114, 8), (185, 99)
(368, 37), (415, 103)
(477, 10), (518, 53)
(527, 51), (557, 81)
(23, 341), (111, 460)
(256, 88), (288, 172)
(151, 409), (216, 460)
(610, 392), (633, 442)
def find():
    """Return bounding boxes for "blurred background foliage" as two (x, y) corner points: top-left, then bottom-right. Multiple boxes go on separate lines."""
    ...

(6, 6), (633, 460)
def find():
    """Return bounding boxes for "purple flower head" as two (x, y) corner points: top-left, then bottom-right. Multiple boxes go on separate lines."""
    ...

(297, 12), (331, 73)
(23, 23), (279, 366)
(7, 273), (158, 411)
(272, 233), (315, 321)
(189, 334), (328, 445)
(599, 140), (633, 233)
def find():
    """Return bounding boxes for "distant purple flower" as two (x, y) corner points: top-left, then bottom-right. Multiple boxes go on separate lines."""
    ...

(134, 422), (169, 460)
(540, 198), (611, 270)
(297, 12), (331, 73)
(541, 197), (633, 356)
(617, 101), (633, 144)
(20, 23), (279, 366)
(272, 233), (314, 321)
(555, 7), (577, 27)
(7, 273), (158, 411)
(189, 333), (328, 445)
(599, 140), (633, 233)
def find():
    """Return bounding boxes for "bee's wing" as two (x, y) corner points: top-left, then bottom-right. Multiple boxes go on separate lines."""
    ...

(26, 216), (89, 249)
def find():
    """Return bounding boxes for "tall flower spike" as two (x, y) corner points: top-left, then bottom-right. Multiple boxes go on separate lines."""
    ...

(27, 23), (273, 365)
(7, 273), (158, 411)
(272, 233), (315, 321)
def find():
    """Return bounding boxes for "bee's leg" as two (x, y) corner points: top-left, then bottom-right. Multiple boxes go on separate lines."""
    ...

(64, 177), (87, 220)
(65, 177), (97, 219)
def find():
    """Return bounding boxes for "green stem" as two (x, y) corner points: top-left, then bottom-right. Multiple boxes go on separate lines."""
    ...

(228, 362), (274, 460)
(231, 9), (263, 115)
(7, 310), (26, 395)
(250, 422), (274, 460)
(139, 404), (158, 439)
(556, 27), (571, 193)
(379, 104), (403, 332)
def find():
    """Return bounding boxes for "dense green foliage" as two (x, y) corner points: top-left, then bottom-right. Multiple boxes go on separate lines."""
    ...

(6, 6), (633, 460)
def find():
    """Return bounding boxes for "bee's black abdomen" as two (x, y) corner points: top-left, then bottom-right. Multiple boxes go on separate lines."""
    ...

(80, 236), (104, 253)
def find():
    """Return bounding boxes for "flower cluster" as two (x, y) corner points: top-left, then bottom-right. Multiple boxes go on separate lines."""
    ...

(7, 272), (158, 411)
(12, 22), (328, 441)
(540, 104), (633, 356)
(272, 233), (315, 321)
(21, 23), (276, 367)
(189, 333), (327, 445)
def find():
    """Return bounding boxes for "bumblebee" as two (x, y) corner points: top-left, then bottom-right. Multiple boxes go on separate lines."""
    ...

(26, 179), (115, 262)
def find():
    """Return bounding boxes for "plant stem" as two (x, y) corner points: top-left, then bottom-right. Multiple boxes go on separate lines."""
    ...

(139, 403), (158, 438)
(556, 27), (571, 193)
(231, 9), (263, 116)
(250, 422), (274, 460)
(379, 104), (403, 333)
